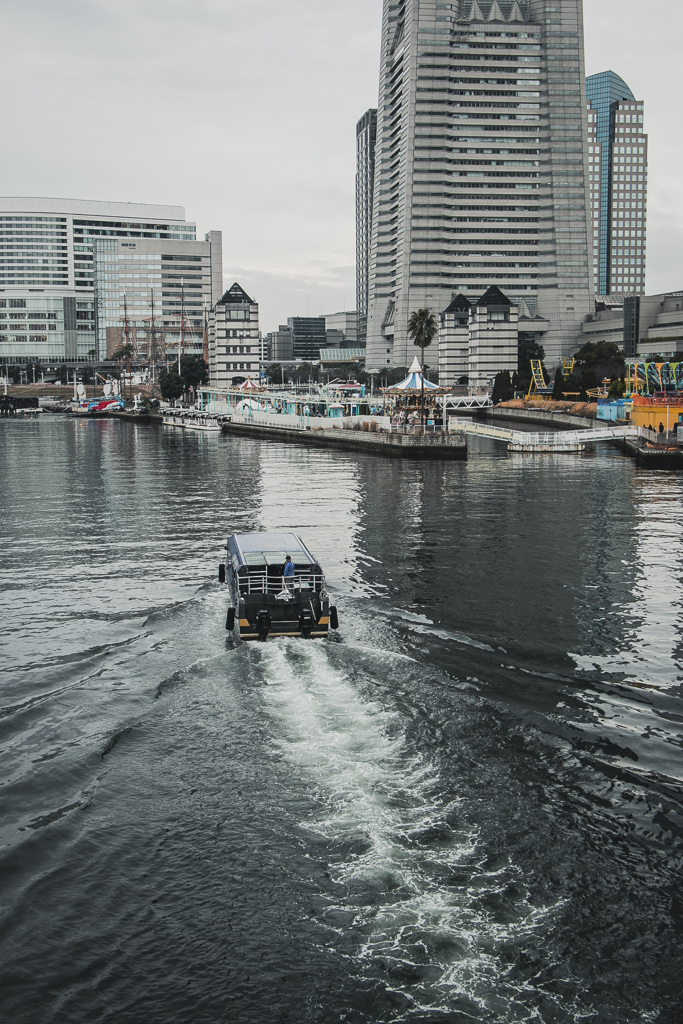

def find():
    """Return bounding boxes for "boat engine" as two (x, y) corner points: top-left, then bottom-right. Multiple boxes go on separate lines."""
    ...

(298, 608), (315, 639)
(256, 609), (271, 642)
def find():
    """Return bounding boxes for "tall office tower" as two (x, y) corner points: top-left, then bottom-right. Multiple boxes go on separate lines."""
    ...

(356, 109), (377, 347)
(93, 231), (222, 366)
(365, 0), (593, 372)
(586, 72), (647, 297)
(0, 198), (197, 369)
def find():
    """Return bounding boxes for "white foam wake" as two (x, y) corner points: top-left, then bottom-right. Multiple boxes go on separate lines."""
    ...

(257, 641), (565, 1021)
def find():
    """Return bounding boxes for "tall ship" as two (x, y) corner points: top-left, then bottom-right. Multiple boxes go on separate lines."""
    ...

(219, 532), (338, 640)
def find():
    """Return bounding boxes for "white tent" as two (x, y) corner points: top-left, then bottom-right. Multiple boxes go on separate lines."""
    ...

(382, 356), (446, 394)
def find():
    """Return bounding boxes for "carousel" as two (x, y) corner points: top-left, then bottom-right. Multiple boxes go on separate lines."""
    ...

(381, 356), (449, 428)
(236, 377), (265, 392)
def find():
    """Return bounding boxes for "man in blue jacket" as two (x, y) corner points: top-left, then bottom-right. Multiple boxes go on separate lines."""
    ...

(283, 554), (295, 590)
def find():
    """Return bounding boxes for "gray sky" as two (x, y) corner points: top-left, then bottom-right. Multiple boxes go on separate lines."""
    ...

(1, 0), (680, 333)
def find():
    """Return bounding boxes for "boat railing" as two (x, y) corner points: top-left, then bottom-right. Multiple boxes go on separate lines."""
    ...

(237, 572), (325, 595)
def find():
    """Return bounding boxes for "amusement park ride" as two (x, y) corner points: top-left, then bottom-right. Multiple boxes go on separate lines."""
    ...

(526, 357), (575, 399)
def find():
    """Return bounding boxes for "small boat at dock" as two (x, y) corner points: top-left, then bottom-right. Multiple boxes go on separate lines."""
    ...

(162, 411), (223, 432)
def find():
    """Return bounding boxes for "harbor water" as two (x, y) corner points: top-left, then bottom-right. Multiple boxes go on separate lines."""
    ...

(1, 416), (682, 1023)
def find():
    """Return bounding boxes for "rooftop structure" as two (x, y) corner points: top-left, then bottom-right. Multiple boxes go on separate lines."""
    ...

(319, 347), (366, 366)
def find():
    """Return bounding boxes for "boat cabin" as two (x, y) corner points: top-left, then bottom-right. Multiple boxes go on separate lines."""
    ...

(227, 532), (324, 596)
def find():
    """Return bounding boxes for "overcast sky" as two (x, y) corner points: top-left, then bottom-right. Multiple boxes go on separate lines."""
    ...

(1, 0), (681, 333)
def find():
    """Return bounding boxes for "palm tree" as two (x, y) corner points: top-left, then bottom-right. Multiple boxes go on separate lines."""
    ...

(407, 308), (437, 430)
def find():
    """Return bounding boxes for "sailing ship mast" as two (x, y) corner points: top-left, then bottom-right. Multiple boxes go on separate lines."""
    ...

(203, 302), (209, 365)
(122, 294), (133, 400)
(178, 279), (185, 374)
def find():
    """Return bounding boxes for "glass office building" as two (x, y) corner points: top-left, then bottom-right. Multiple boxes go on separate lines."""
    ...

(93, 232), (223, 367)
(286, 317), (328, 363)
(586, 72), (647, 296)
(0, 198), (199, 367)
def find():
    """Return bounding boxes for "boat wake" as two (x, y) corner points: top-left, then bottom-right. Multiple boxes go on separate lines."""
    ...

(256, 641), (578, 1022)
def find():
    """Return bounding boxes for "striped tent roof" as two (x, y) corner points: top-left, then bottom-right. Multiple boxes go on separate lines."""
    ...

(382, 357), (447, 394)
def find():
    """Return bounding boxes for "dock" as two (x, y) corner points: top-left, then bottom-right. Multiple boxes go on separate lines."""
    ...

(453, 419), (639, 452)
(220, 418), (467, 459)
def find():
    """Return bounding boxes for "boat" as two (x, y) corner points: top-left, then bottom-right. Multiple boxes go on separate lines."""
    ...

(162, 411), (223, 432)
(72, 397), (125, 417)
(219, 532), (339, 640)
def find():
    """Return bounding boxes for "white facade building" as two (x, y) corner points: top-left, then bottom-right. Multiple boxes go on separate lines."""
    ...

(438, 294), (471, 387)
(468, 286), (519, 389)
(0, 197), (198, 367)
(366, 0), (594, 372)
(439, 286), (518, 389)
(208, 283), (260, 387)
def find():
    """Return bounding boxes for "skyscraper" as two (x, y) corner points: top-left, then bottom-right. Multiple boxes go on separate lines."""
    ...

(356, 109), (377, 348)
(586, 72), (647, 297)
(365, 0), (594, 372)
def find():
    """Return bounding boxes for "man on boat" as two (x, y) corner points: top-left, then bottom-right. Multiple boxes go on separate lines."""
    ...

(283, 555), (295, 590)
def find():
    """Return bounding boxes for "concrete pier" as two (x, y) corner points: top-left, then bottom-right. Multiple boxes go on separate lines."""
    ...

(220, 419), (467, 459)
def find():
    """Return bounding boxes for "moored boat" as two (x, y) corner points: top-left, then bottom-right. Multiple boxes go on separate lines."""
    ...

(219, 532), (338, 640)
(162, 411), (222, 431)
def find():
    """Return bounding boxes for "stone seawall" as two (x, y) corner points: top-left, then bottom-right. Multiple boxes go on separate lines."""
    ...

(220, 420), (467, 459)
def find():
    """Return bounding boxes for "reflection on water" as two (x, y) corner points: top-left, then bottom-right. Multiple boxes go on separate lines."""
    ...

(0, 418), (682, 1024)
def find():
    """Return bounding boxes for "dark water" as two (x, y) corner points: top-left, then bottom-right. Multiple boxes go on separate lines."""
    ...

(1, 417), (682, 1024)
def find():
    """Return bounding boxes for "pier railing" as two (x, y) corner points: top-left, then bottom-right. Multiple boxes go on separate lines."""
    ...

(389, 423), (445, 434)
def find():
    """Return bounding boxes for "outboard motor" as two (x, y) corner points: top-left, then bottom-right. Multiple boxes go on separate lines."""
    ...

(256, 609), (271, 642)
(298, 608), (315, 639)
